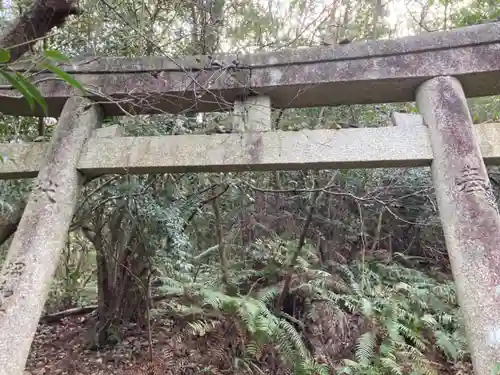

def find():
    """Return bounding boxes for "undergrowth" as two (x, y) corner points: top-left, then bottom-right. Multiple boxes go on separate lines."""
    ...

(154, 238), (468, 375)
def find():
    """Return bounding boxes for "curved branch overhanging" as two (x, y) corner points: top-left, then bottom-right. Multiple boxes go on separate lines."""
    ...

(0, 0), (80, 62)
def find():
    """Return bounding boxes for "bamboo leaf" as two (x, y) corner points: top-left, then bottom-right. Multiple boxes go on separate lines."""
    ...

(0, 69), (35, 111)
(43, 50), (71, 64)
(41, 62), (85, 94)
(14, 72), (48, 115)
(0, 48), (10, 63)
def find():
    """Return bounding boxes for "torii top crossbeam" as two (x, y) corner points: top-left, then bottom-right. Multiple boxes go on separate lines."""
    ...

(1, 22), (500, 117)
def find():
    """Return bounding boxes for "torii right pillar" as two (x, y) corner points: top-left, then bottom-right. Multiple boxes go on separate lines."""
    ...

(416, 76), (500, 375)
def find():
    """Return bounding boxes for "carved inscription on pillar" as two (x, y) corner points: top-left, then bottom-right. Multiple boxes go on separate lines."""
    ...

(456, 164), (486, 193)
(455, 164), (498, 211)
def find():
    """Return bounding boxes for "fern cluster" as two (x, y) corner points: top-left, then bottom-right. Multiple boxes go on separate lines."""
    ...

(154, 236), (467, 375)
(156, 277), (328, 374)
(317, 259), (468, 375)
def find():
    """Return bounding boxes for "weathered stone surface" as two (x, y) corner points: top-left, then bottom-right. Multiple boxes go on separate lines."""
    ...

(0, 97), (102, 375)
(1, 22), (500, 116)
(417, 76), (500, 375)
(1, 123), (500, 177)
(232, 96), (271, 132)
(0, 126), (124, 249)
(390, 112), (424, 127)
(14, 22), (500, 73)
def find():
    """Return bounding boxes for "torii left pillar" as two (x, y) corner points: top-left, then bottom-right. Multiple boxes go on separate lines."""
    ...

(0, 97), (103, 375)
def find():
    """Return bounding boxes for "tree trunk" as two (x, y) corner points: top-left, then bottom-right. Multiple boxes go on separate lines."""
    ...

(83, 204), (152, 349)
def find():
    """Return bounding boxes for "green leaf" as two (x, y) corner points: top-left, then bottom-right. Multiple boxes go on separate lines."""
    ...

(14, 72), (48, 115)
(43, 49), (71, 64)
(0, 69), (48, 114)
(41, 62), (85, 94)
(0, 69), (35, 111)
(0, 48), (10, 63)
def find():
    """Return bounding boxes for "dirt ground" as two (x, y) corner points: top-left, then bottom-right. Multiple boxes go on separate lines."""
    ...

(24, 302), (473, 375)
(25, 299), (360, 375)
(26, 313), (286, 375)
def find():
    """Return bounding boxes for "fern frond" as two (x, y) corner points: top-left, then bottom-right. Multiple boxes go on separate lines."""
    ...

(187, 320), (219, 336)
(434, 329), (459, 360)
(380, 357), (403, 375)
(244, 341), (262, 359)
(355, 331), (376, 365)
(276, 318), (310, 359)
(256, 286), (279, 306)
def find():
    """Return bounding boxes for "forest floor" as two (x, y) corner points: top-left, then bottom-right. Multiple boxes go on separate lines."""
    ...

(24, 302), (474, 375)
(26, 311), (292, 375)
(24, 298), (363, 375)
(26, 314), (176, 375)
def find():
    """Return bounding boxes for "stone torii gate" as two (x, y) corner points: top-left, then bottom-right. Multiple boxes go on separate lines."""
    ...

(0, 20), (499, 375)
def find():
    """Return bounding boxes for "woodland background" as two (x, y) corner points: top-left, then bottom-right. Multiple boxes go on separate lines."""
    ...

(1, 0), (500, 374)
